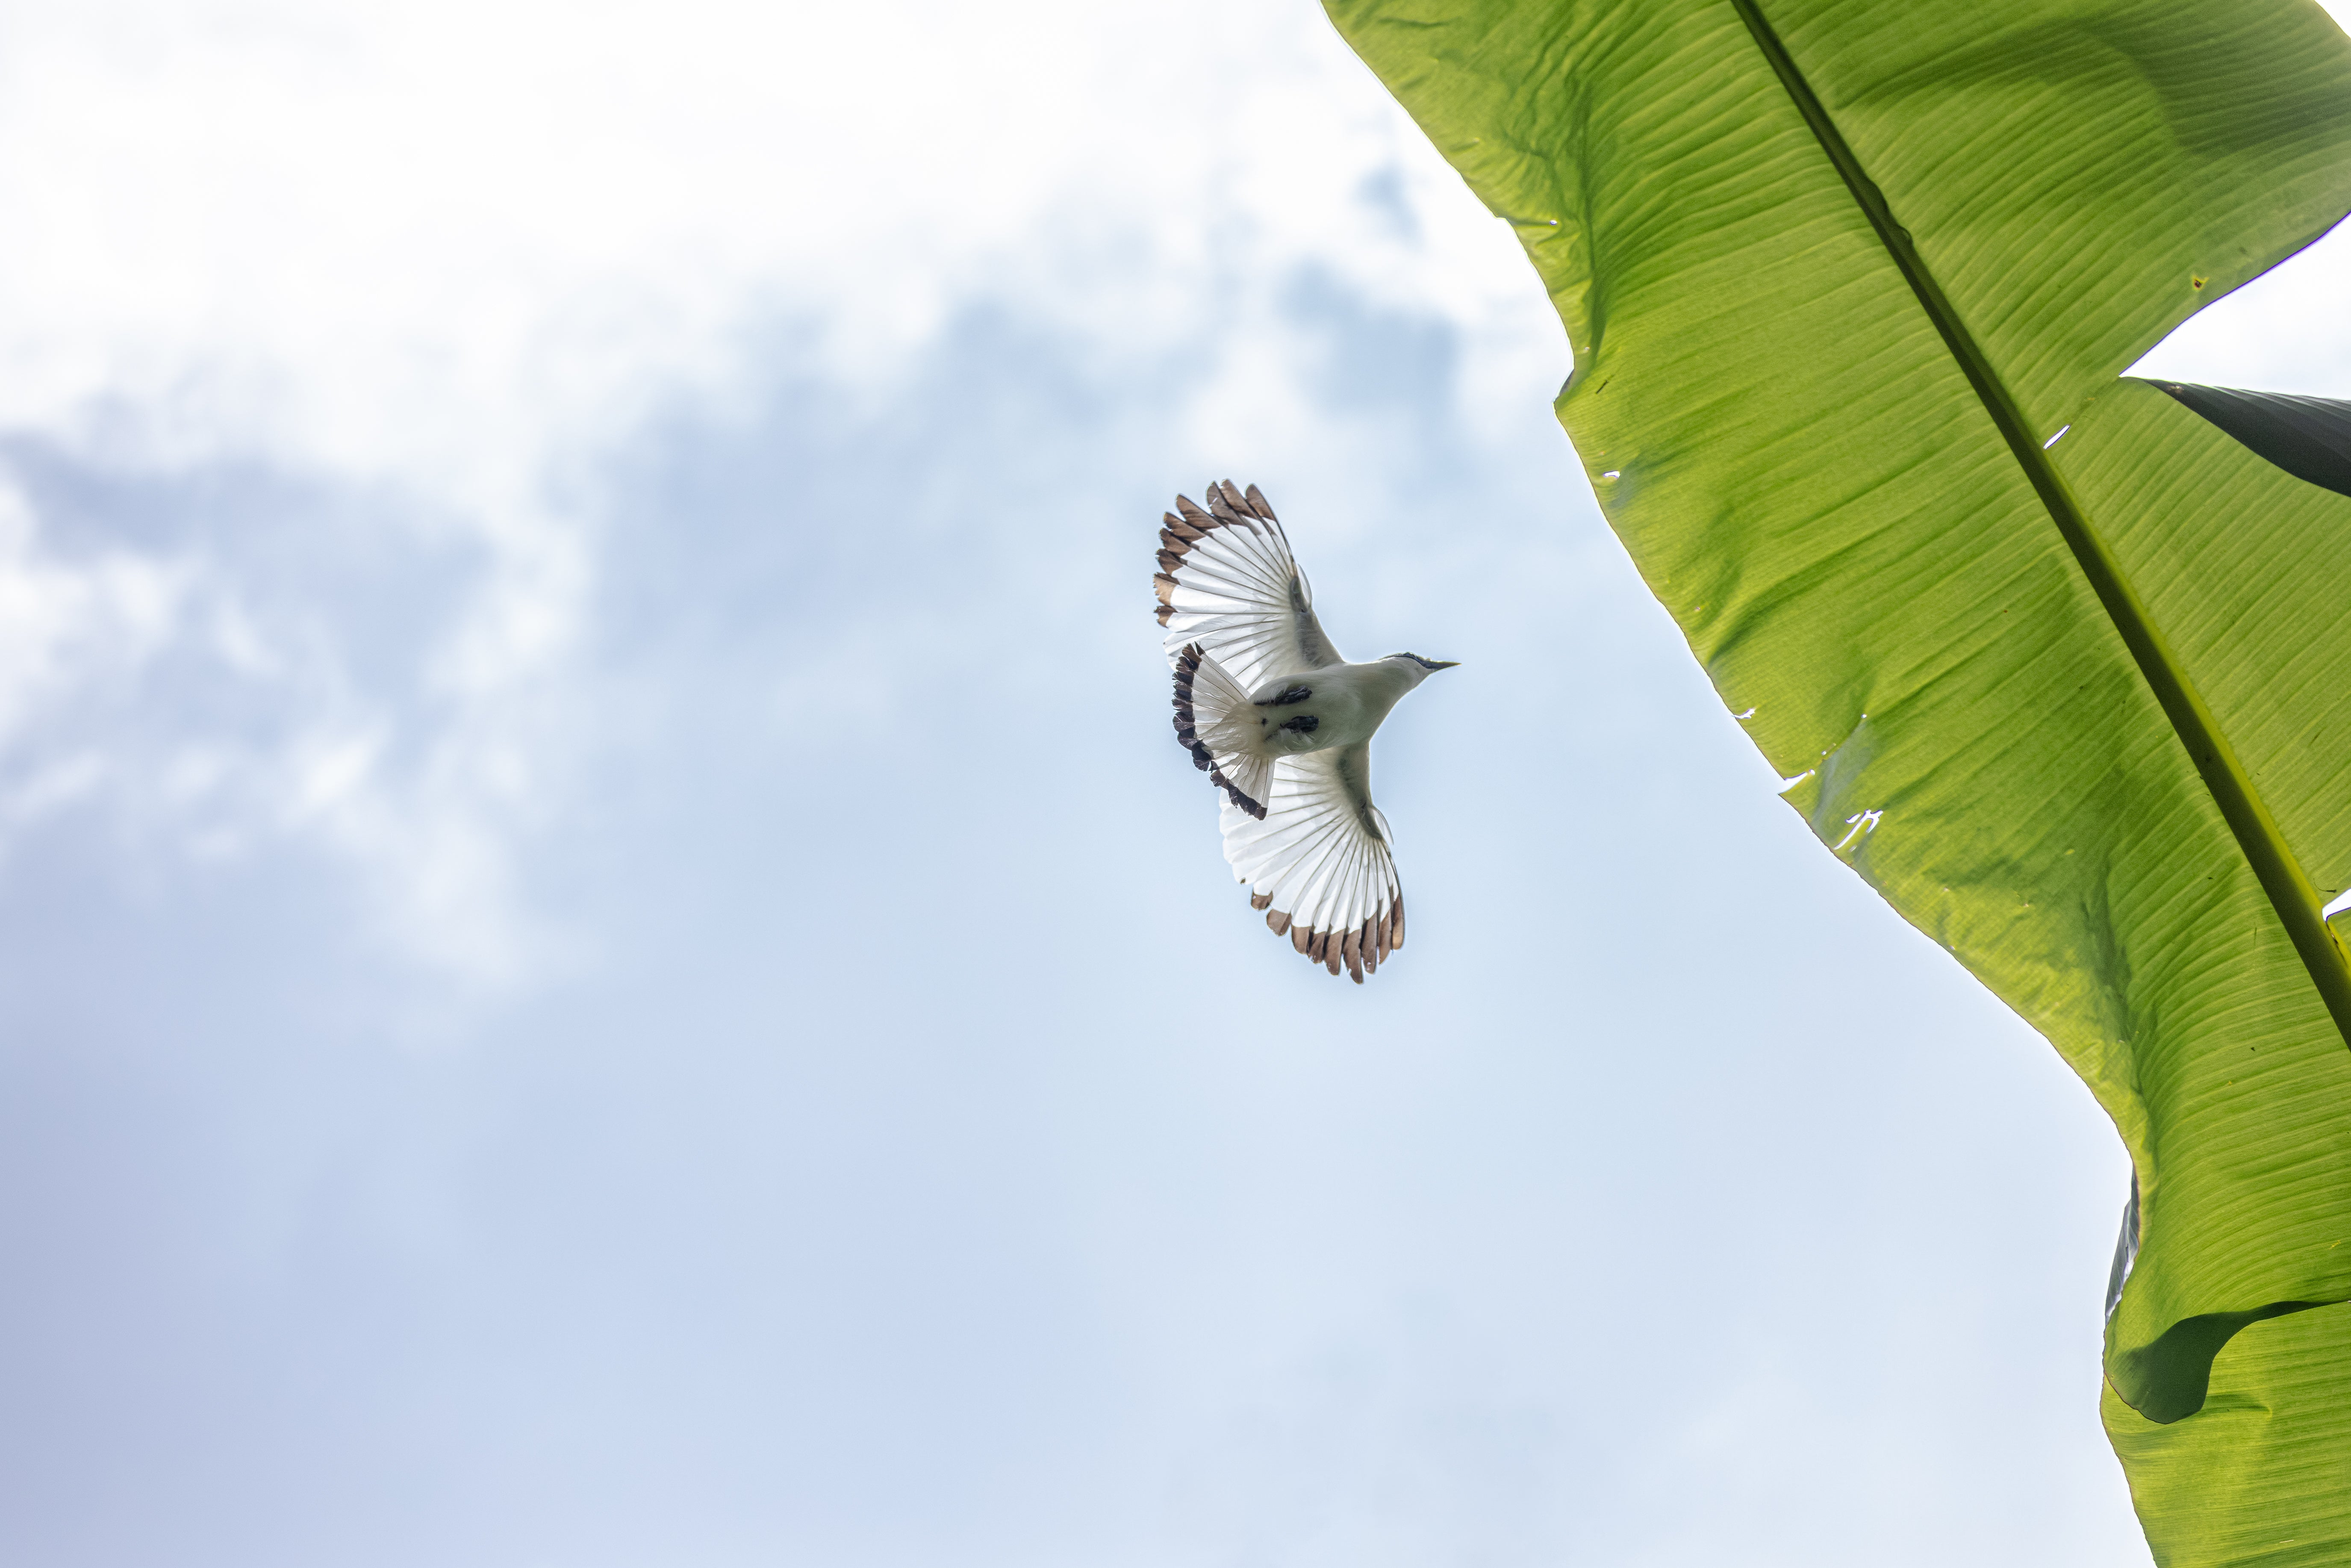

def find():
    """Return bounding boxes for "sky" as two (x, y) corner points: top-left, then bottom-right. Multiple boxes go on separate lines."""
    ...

(0, 2), (2348, 1564)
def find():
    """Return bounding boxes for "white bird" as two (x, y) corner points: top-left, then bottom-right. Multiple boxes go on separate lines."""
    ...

(1154, 480), (1456, 983)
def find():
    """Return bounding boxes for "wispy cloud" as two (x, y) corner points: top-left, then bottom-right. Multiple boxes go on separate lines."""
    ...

(0, 0), (1559, 981)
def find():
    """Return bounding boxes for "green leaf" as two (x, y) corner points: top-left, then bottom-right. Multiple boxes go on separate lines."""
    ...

(1321, 0), (2351, 1557)
(2154, 381), (2351, 499)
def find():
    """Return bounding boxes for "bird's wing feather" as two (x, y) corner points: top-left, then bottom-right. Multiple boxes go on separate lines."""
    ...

(1171, 643), (1273, 819)
(1220, 741), (1402, 984)
(1155, 480), (1342, 691)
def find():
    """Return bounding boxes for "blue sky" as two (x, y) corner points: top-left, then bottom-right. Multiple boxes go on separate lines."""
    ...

(1, 2), (2348, 1563)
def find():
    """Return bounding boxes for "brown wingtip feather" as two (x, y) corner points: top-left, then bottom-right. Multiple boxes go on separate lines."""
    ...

(1219, 479), (1264, 523)
(1155, 487), (1270, 632)
(1165, 486), (1275, 538)
(1254, 905), (1402, 980)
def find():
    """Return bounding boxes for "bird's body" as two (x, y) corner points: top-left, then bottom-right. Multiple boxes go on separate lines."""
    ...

(1154, 480), (1454, 982)
(1236, 659), (1427, 758)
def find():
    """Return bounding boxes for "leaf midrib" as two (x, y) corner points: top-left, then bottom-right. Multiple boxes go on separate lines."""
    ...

(1726, 0), (2351, 1049)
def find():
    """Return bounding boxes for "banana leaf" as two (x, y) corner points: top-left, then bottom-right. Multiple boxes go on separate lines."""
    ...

(1320, 0), (2351, 1558)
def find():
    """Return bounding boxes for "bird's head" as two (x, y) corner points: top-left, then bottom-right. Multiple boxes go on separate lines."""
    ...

(1383, 652), (1460, 689)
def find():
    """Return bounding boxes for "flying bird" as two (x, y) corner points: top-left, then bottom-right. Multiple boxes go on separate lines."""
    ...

(1155, 480), (1456, 983)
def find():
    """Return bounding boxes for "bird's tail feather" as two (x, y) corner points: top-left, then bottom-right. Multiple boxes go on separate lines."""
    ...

(1173, 643), (1272, 819)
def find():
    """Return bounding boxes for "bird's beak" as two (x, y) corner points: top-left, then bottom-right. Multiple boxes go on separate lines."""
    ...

(1426, 660), (1461, 670)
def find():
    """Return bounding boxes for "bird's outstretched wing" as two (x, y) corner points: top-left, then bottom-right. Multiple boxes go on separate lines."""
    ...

(1155, 480), (1341, 692)
(1220, 742), (1402, 984)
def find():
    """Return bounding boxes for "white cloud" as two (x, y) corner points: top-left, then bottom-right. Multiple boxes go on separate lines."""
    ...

(0, 0), (1543, 473)
(0, 0), (1553, 981)
(0, 481), (180, 744)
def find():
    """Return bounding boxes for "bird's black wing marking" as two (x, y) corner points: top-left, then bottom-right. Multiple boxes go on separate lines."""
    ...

(1171, 643), (1270, 819)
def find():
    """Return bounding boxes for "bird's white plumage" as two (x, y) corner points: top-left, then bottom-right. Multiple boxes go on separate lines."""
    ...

(1221, 744), (1402, 981)
(1172, 642), (1276, 817)
(1155, 480), (1419, 984)
(1155, 486), (1340, 690)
